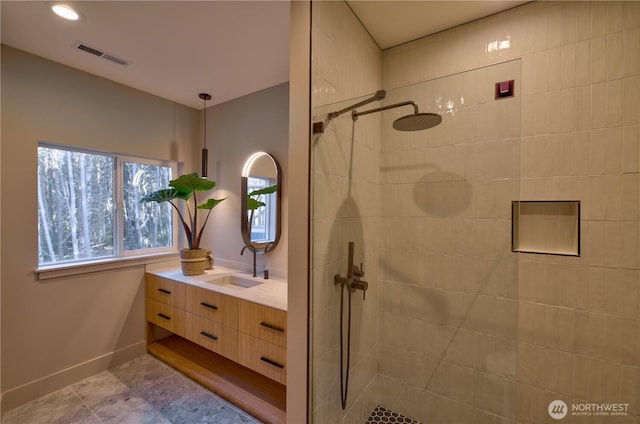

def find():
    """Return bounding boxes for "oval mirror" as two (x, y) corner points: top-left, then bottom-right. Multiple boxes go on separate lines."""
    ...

(241, 152), (281, 253)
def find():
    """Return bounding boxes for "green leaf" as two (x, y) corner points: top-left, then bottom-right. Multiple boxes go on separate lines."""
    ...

(246, 197), (265, 211)
(197, 197), (227, 210)
(140, 188), (190, 203)
(137, 172), (225, 251)
(169, 172), (216, 192)
(248, 185), (277, 197)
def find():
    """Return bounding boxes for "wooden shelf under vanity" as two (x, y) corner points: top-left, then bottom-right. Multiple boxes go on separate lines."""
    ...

(148, 335), (286, 424)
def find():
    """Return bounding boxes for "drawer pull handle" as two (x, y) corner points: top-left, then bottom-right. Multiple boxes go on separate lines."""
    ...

(157, 288), (171, 294)
(157, 313), (171, 320)
(260, 356), (284, 369)
(200, 302), (218, 310)
(260, 322), (284, 333)
(200, 331), (218, 341)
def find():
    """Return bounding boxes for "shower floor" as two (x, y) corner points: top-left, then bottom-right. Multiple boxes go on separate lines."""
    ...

(366, 405), (421, 424)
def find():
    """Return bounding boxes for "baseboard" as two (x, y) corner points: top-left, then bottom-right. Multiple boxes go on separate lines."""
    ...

(0, 341), (147, 416)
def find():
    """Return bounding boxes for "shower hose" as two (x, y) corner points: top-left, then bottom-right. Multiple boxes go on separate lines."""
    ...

(339, 280), (352, 410)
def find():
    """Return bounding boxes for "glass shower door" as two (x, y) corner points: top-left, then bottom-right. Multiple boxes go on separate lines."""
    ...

(311, 60), (521, 424)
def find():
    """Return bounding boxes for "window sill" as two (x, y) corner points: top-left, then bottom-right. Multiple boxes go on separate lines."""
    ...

(35, 252), (179, 280)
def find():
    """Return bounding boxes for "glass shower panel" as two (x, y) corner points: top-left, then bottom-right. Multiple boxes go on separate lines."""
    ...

(311, 60), (521, 424)
(311, 92), (383, 423)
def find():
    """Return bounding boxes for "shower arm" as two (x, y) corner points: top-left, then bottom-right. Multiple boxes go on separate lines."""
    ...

(312, 90), (387, 134)
(351, 101), (419, 121)
(328, 90), (387, 120)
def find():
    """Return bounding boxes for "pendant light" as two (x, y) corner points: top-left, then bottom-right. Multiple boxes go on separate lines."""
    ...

(200, 93), (212, 177)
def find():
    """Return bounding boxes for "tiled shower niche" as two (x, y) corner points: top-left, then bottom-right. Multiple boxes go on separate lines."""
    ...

(512, 201), (580, 256)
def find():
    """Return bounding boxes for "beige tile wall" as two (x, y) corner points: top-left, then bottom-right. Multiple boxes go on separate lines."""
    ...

(380, 1), (640, 423)
(377, 60), (521, 423)
(311, 2), (382, 423)
(313, 1), (640, 423)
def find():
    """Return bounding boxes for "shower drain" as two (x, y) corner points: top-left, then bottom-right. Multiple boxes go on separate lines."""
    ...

(366, 406), (420, 424)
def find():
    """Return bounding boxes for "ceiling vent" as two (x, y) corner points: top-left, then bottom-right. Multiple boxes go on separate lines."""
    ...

(74, 42), (129, 66)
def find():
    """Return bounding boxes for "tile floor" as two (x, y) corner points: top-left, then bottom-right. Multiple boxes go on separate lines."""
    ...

(2, 354), (262, 424)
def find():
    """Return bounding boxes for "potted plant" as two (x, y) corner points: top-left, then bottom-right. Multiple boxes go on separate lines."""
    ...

(141, 172), (226, 275)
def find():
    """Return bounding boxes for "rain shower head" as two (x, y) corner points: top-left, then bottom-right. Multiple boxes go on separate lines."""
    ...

(311, 91), (443, 134)
(393, 112), (442, 131)
(352, 100), (442, 132)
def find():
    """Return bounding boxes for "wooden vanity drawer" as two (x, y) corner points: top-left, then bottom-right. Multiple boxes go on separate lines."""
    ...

(239, 333), (286, 385)
(147, 298), (185, 336)
(146, 274), (186, 309)
(239, 301), (286, 348)
(186, 286), (239, 328)
(186, 313), (239, 362)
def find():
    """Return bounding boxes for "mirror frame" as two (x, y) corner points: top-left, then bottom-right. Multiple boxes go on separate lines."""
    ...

(240, 152), (282, 253)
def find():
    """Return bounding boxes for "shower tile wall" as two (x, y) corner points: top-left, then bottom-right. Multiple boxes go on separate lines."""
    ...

(376, 62), (521, 424)
(314, 1), (640, 423)
(380, 1), (640, 423)
(312, 2), (383, 423)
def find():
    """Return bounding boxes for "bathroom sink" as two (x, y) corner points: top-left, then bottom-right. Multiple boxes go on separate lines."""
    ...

(203, 274), (263, 289)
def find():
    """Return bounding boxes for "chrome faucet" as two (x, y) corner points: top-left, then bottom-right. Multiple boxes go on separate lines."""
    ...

(334, 241), (368, 300)
(241, 244), (257, 277)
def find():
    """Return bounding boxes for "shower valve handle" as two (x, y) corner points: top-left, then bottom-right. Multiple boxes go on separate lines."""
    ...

(351, 279), (368, 300)
(352, 263), (364, 278)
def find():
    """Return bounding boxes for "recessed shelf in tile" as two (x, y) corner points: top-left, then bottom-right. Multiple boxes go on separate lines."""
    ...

(512, 201), (580, 256)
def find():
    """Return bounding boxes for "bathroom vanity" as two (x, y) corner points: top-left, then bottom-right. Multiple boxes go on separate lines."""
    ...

(145, 266), (287, 424)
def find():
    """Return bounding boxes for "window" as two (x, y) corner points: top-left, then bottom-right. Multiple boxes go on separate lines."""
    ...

(37, 143), (177, 266)
(247, 176), (275, 242)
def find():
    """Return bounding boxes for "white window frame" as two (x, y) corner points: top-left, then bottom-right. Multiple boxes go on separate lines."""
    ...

(117, 156), (179, 257)
(36, 142), (180, 275)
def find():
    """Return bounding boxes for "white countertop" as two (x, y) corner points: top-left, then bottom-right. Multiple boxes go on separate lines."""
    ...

(147, 266), (288, 312)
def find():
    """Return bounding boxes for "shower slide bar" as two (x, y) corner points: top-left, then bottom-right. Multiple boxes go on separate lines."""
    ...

(334, 241), (368, 410)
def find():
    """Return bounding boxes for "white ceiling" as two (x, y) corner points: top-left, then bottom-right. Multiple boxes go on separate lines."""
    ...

(1, 1), (291, 109)
(1, 1), (527, 110)
(348, 1), (528, 50)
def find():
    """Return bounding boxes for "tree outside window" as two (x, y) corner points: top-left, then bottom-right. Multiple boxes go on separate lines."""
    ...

(37, 143), (177, 266)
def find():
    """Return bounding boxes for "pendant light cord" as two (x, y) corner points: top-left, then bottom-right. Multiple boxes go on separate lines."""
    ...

(203, 97), (206, 149)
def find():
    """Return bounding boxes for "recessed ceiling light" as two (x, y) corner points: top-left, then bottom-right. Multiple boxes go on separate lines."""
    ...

(51, 4), (80, 21)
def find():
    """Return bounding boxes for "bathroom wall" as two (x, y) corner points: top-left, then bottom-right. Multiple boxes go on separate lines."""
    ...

(0, 45), (199, 412)
(1, 45), (291, 414)
(200, 83), (290, 277)
(311, 1), (382, 422)
(381, 1), (640, 423)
